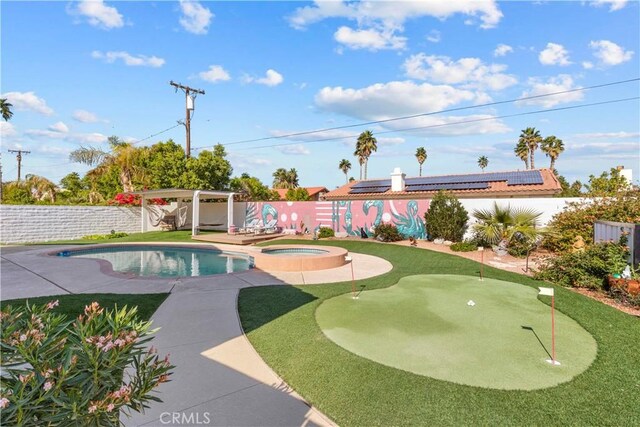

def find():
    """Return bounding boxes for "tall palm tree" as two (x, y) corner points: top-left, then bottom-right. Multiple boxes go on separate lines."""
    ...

(1, 98), (13, 121)
(286, 168), (299, 189)
(355, 130), (377, 180)
(519, 127), (542, 169)
(540, 135), (565, 170)
(69, 136), (144, 193)
(415, 147), (427, 176)
(477, 156), (488, 172)
(338, 159), (351, 184)
(514, 139), (529, 169)
(272, 168), (289, 189)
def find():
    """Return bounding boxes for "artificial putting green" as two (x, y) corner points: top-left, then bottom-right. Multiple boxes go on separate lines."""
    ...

(316, 274), (597, 390)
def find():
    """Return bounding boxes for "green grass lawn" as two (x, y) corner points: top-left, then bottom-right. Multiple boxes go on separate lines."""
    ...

(239, 240), (640, 426)
(2, 293), (169, 321)
(31, 230), (209, 245)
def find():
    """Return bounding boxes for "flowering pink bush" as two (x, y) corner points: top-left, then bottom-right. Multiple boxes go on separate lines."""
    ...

(0, 301), (173, 425)
(109, 193), (167, 206)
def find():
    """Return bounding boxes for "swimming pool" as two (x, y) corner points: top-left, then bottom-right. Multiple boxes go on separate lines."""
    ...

(57, 245), (253, 278)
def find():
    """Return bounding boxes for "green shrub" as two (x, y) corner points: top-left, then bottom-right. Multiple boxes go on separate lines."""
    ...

(534, 241), (629, 290)
(543, 192), (640, 253)
(373, 223), (403, 242)
(82, 231), (129, 240)
(450, 241), (478, 252)
(0, 301), (173, 425)
(424, 191), (469, 242)
(317, 227), (335, 238)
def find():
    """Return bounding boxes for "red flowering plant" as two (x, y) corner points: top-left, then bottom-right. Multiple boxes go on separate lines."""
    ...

(109, 193), (167, 206)
(0, 301), (173, 426)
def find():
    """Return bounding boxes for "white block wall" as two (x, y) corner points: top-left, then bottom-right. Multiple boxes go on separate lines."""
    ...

(0, 205), (141, 244)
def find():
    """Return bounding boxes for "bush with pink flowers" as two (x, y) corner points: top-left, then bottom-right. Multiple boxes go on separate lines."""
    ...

(0, 301), (173, 426)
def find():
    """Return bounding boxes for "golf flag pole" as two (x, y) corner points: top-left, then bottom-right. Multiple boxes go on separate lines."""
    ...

(539, 287), (560, 365)
(478, 247), (484, 281)
(345, 255), (357, 299)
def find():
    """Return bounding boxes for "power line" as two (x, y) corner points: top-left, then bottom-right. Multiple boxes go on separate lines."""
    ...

(129, 122), (182, 146)
(191, 76), (639, 152)
(228, 96), (640, 151)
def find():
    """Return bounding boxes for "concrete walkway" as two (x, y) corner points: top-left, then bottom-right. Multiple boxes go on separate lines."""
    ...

(1, 244), (393, 426)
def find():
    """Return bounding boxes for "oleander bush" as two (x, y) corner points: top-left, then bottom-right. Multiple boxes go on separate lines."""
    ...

(0, 301), (173, 426)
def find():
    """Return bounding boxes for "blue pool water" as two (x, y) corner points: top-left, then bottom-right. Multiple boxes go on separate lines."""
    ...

(262, 248), (328, 256)
(58, 246), (252, 277)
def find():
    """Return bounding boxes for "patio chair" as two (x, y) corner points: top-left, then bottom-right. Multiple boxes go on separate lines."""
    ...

(240, 218), (260, 234)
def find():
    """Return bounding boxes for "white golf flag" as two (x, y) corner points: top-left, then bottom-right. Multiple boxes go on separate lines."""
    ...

(539, 287), (554, 297)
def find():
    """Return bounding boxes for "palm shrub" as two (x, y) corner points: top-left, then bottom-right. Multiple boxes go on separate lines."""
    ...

(0, 301), (173, 425)
(472, 202), (542, 247)
(424, 191), (469, 242)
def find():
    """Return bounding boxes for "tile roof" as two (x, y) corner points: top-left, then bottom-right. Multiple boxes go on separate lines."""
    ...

(323, 169), (561, 200)
(273, 186), (329, 200)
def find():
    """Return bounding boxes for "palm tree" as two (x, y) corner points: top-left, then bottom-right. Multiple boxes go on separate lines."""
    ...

(519, 127), (542, 169)
(477, 156), (488, 172)
(1, 98), (13, 121)
(472, 202), (542, 247)
(69, 136), (144, 193)
(286, 168), (299, 189)
(355, 130), (377, 180)
(24, 174), (57, 203)
(514, 139), (529, 169)
(415, 147), (427, 176)
(272, 168), (299, 189)
(540, 135), (565, 170)
(338, 159), (351, 184)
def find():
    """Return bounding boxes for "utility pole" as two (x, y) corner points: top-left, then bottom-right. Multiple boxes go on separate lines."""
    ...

(170, 81), (205, 158)
(8, 149), (30, 181)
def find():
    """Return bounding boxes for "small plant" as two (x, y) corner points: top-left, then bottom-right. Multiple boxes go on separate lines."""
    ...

(373, 223), (403, 242)
(82, 231), (129, 240)
(424, 191), (469, 242)
(472, 202), (542, 249)
(317, 227), (335, 238)
(450, 241), (478, 252)
(0, 301), (173, 425)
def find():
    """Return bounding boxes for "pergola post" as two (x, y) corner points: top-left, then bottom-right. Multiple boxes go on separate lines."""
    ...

(141, 197), (148, 233)
(192, 190), (201, 236)
(227, 193), (235, 233)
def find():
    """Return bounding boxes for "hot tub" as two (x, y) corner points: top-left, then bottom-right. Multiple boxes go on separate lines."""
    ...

(253, 245), (348, 271)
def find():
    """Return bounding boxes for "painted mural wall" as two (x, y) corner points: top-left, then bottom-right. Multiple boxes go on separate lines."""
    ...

(245, 200), (429, 239)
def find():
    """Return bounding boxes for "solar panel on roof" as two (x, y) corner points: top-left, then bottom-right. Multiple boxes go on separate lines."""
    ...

(349, 187), (390, 194)
(351, 179), (391, 189)
(405, 170), (543, 187)
(405, 182), (489, 192)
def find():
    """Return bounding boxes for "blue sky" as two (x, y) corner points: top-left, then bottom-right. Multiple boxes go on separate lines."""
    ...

(2, 0), (639, 189)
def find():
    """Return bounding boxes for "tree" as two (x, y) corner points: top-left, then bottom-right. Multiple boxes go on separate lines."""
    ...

(182, 144), (233, 190)
(69, 136), (146, 193)
(285, 187), (311, 201)
(585, 168), (630, 196)
(477, 156), (488, 172)
(143, 140), (187, 189)
(424, 191), (469, 242)
(230, 174), (279, 201)
(1, 98), (13, 121)
(24, 174), (57, 203)
(556, 173), (583, 197)
(415, 147), (427, 176)
(272, 168), (298, 189)
(355, 130), (377, 180)
(514, 139), (529, 169)
(518, 127), (542, 169)
(540, 136), (564, 170)
(338, 159), (351, 184)
(472, 202), (542, 246)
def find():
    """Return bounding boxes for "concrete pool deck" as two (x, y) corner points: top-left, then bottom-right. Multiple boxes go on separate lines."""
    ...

(1, 243), (393, 426)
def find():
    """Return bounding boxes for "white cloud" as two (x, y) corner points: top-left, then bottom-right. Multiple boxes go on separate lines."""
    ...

(91, 50), (165, 67)
(69, 0), (124, 29)
(575, 131), (640, 139)
(403, 54), (517, 91)
(277, 144), (311, 155)
(198, 65), (231, 83)
(382, 114), (510, 137)
(334, 26), (406, 51)
(288, 0), (503, 30)
(244, 69), (284, 87)
(589, 40), (634, 66)
(73, 109), (105, 123)
(591, 0), (628, 11)
(25, 128), (108, 144)
(0, 121), (17, 138)
(517, 75), (584, 108)
(567, 141), (639, 153)
(179, 0), (213, 35)
(1, 91), (54, 116)
(426, 30), (441, 43)
(493, 43), (513, 57)
(582, 61), (594, 69)
(538, 42), (571, 66)
(48, 122), (69, 133)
